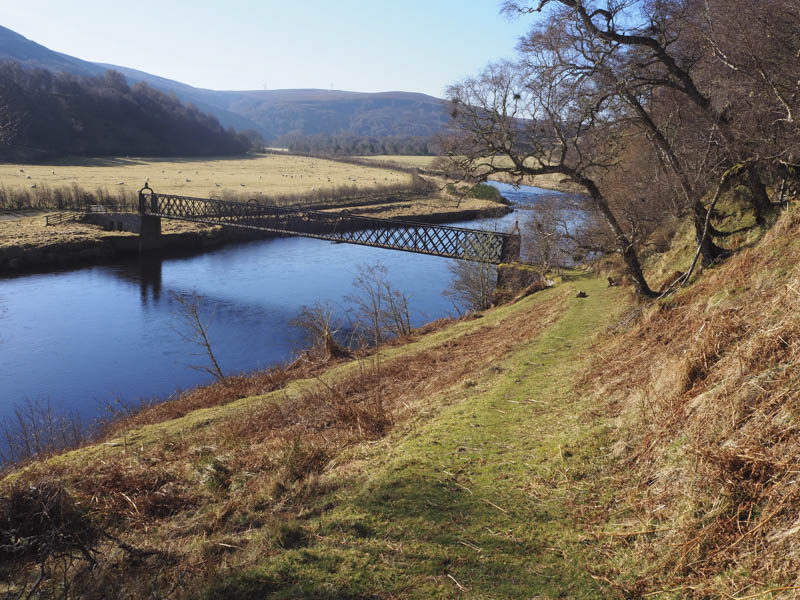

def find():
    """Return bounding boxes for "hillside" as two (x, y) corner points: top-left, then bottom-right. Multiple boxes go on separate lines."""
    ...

(2, 197), (799, 597)
(578, 204), (800, 595)
(0, 25), (450, 142)
(0, 62), (248, 161)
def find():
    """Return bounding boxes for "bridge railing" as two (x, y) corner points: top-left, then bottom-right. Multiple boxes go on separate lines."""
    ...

(139, 187), (520, 264)
(45, 210), (84, 226)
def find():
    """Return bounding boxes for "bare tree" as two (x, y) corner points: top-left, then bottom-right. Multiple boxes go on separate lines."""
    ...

(522, 194), (574, 271)
(444, 258), (497, 313)
(170, 292), (225, 382)
(503, 0), (790, 227)
(347, 263), (413, 346)
(442, 58), (656, 296)
(700, 0), (800, 185)
(505, 0), (732, 264)
(290, 301), (351, 360)
(0, 398), (86, 465)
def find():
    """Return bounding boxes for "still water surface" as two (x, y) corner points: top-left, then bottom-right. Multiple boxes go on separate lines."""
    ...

(0, 182), (556, 423)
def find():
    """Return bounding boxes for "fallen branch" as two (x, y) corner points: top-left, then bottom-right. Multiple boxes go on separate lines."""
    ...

(447, 573), (468, 592)
(101, 530), (163, 558)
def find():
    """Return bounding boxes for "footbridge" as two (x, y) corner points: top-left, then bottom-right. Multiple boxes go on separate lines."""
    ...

(138, 186), (520, 264)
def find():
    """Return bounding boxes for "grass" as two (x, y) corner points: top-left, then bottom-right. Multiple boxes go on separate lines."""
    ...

(2, 270), (631, 598)
(580, 201), (800, 597)
(0, 153), (411, 202)
(200, 274), (627, 599)
(358, 155), (439, 170)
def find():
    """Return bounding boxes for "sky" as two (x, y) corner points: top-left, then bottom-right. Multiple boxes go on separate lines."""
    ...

(0, 1), (533, 98)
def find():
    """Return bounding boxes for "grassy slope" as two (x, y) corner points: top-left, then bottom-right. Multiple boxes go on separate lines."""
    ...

(2, 272), (628, 599)
(205, 274), (627, 599)
(580, 201), (800, 598)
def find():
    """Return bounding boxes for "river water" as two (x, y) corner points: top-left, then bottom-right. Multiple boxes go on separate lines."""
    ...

(0, 182), (557, 424)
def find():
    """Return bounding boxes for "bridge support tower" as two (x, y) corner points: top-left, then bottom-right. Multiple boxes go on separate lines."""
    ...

(499, 221), (521, 264)
(138, 184), (162, 249)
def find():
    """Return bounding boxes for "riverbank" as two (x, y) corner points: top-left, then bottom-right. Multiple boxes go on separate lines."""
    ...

(0, 198), (509, 275)
(2, 271), (620, 598)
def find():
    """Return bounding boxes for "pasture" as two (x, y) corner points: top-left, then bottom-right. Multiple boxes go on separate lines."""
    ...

(0, 153), (411, 204)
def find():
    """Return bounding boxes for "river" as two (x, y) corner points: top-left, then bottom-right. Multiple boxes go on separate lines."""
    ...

(0, 182), (557, 425)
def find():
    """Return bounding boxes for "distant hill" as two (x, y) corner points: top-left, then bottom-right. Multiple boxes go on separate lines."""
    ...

(0, 25), (450, 143)
(0, 25), (101, 77)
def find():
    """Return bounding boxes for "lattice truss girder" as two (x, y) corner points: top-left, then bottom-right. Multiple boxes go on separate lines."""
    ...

(141, 192), (516, 264)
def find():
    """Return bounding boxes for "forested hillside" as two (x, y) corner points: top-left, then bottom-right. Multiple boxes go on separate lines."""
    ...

(0, 61), (251, 161)
(273, 132), (434, 155)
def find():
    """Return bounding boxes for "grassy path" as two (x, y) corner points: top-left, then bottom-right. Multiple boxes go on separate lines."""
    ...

(209, 274), (627, 599)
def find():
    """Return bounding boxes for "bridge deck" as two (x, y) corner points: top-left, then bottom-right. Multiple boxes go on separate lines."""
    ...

(139, 189), (520, 264)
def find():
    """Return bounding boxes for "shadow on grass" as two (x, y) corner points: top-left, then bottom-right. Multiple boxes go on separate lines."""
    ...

(558, 269), (593, 283)
(201, 470), (601, 599)
(202, 571), (385, 600)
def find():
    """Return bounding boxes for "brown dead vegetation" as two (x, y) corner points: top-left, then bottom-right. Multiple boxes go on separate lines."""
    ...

(582, 205), (800, 596)
(0, 288), (567, 598)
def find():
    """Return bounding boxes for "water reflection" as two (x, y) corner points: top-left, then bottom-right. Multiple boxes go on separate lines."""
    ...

(134, 253), (163, 305)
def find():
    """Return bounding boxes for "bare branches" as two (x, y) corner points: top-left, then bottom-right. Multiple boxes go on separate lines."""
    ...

(347, 262), (413, 345)
(170, 292), (226, 382)
(443, 49), (656, 295)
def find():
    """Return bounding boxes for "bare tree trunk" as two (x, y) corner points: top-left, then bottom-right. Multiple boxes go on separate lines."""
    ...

(581, 178), (656, 297)
(746, 168), (771, 225)
(621, 89), (726, 265)
(692, 203), (725, 266)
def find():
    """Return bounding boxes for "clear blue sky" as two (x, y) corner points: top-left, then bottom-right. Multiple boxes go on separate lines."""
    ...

(0, 1), (531, 98)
